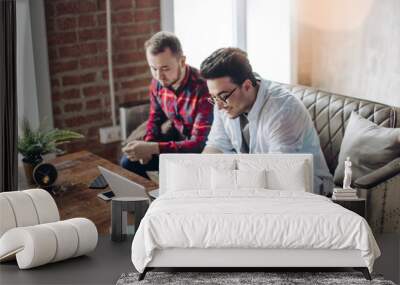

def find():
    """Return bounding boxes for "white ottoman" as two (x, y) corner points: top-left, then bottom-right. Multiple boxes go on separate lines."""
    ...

(0, 189), (98, 269)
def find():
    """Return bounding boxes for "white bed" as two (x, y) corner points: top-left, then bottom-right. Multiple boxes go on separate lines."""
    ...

(131, 154), (380, 280)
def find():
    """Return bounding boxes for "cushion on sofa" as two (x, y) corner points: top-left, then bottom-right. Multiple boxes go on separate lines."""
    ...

(334, 112), (400, 186)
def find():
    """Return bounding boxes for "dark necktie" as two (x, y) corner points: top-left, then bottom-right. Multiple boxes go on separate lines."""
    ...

(239, 113), (250, 153)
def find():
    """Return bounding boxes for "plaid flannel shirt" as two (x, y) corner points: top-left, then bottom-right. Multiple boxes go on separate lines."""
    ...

(144, 65), (213, 153)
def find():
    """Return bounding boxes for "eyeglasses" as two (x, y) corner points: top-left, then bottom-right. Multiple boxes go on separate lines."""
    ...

(207, 87), (237, 105)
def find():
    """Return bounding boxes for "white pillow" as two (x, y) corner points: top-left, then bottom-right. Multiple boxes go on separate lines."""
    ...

(211, 168), (236, 190)
(211, 168), (267, 191)
(166, 160), (235, 192)
(238, 159), (309, 192)
(236, 169), (267, 189)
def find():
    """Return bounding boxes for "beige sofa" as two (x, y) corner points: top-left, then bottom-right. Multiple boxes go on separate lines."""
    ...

(284, 83), (400, 234)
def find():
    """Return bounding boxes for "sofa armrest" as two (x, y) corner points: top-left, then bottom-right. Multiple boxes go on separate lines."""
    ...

(356, 169), (400, 233)
(354, 158), (400, 189)
(119, 102), (150, 141)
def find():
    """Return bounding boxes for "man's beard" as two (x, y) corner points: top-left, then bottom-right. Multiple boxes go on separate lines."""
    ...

(162, 66), (183, 88)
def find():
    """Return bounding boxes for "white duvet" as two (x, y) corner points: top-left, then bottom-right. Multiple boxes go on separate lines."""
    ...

(131, 190), (380, 273)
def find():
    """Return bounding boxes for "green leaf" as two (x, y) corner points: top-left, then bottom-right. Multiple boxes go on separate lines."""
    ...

(17, 119), (85, 159)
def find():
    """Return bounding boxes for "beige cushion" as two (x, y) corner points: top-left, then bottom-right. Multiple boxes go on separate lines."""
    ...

(334, 112), (400, 186)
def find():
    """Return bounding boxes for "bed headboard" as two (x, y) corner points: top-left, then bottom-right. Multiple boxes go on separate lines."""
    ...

(159, 154), (314, 195)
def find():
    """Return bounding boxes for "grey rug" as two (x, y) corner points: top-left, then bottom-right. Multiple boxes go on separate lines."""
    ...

(116, 271), (396, 285)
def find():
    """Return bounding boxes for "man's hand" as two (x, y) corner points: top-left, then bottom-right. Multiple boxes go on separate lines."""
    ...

(122, 140), (159, 164)
(202, 146), (223, 154)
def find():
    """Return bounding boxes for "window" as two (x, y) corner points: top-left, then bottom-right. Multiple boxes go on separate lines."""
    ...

(162, 0), (296, 83)
(173, 0), (235, 69)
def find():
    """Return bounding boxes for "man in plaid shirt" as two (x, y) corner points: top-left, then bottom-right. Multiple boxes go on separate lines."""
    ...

(121, 32), (213, 178)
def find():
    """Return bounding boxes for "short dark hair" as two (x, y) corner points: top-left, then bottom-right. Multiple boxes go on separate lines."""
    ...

(144, 31), (183, 57)
(200, 48), (257, 86)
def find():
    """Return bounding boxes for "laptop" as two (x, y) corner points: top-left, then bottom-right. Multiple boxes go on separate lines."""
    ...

(98, 166), (158, 201)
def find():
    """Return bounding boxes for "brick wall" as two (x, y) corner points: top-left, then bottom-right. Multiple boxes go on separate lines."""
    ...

(44, 0), (160, 159)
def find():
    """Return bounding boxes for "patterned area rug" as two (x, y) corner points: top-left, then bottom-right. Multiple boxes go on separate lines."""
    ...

(116, 271), (396, 285)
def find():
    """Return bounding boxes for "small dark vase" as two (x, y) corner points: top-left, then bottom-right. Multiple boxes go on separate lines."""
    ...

(22, 156), (43, 185)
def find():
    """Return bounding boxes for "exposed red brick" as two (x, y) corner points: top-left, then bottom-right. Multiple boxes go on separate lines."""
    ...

(51, 79), (60, 88)
(86, 98), (102, 110)
(65, 116), (87, 128)
(96, 41), (108, 53)
(151, 21), (160, 32)
(48, 32), (77, 46)
(80, 56), (108, 69)
(103, 65), (148, 79)
(78, 0), (97, 13)
(115, 51), (145, 64)
(120, 78), (150, 89)
(136, 36), (148, 50)
(117, 24), (151, 37)
(113, 11), (134, 24)
(114, 38), (137, 51)
(78, 15), (96, 28)
(62, 89), (81, 100)
(52, 92), (62, 102)
(45, 0), (160, 151)
(57, 17), (77, 31)
(64, 102), (83, 112)
(48, 47), (58, 61)
(83, 85), (109, 97)
(62, 72), (96, 86)
(53, 105), (62, 115)
(119, 92), (144, 104)
(55, 2), (79, 16)
(78, 28), (107, 41)
(88, 126), (100, 137)
(135, 8), (160, 22)
(112, 0), (134, 10)
(59, 43), (98, 58)
(86, 112), (108, 124)
(136, 0), (159, 9)
(45, 2), (55, 18)
(96, 12), (106, 26)
(46, 19), (55, 33)
(54, 119), (64, 128)
(51, 60), (78, 73)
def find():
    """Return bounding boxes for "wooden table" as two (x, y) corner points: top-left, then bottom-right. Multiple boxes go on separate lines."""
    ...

(48, 150), (157, 234)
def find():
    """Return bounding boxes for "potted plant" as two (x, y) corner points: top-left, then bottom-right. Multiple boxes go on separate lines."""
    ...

(17, 119), (84, 184)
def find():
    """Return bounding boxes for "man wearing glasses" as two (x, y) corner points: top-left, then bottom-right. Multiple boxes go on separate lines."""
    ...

(121, 32), (213, 178)
(200, 48), (333, 195)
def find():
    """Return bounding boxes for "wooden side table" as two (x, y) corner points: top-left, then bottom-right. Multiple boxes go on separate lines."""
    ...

(111, 197), (150, 242)
(332, 198), (367, 219)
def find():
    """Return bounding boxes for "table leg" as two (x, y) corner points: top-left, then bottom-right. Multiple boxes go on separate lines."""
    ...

(134, 201), (149, 234)
(111, 200), (123, 241)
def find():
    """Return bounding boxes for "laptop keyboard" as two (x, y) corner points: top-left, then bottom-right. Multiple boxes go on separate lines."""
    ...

(89, 174), (108, 189)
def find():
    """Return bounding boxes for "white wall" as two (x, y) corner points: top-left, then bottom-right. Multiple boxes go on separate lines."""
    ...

(297, 0), (400, 107)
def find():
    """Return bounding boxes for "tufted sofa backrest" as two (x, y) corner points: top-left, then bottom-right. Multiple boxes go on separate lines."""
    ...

(282, 83), (400, 175)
